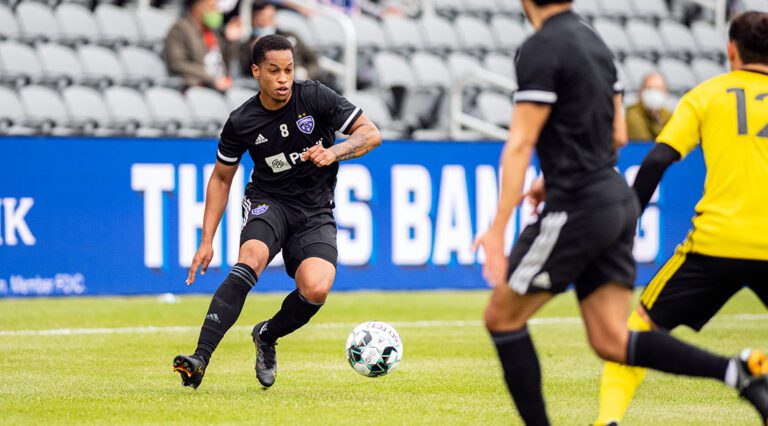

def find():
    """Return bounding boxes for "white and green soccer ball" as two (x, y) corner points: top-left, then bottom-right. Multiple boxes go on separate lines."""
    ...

(345, 321), (403, 377)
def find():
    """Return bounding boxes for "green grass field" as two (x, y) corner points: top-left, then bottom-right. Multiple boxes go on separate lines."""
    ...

(1, 289), (766, 425)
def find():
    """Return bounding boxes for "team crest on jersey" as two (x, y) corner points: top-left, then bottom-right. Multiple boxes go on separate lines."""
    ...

(251, 204), (269, 216)
(296, 115), (315, 134)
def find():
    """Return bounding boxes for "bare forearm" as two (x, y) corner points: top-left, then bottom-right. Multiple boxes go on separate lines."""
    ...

(491, 142), (534, 232)
(200, 177), (231, 244)
(328, 124), (381, 161)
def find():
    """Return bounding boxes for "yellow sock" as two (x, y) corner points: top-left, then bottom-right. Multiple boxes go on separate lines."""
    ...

(594, 310), (652, 425)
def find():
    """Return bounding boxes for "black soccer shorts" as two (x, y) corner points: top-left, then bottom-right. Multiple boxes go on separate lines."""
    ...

(640, 241), (768, 331)
(506, 196), (639, 301)
(240, 196), (338, 278)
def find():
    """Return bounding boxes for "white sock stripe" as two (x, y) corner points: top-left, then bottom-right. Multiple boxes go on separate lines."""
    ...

(508, 212), (568, 294)
(230, 268), (255, 287)
(232, 265), (257, 284)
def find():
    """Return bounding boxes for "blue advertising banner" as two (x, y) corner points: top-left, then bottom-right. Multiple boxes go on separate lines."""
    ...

(0, 137), (704, 297)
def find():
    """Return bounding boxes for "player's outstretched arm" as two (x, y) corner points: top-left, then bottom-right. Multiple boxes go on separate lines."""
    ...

(473, 103), (551, 287)
(187, 161), (239, 285)
(303, 114), (382, 166)
(632, 143), (680, 212)
(613, 93), (628, 148)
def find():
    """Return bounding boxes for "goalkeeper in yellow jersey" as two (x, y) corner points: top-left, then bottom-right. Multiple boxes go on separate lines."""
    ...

(595, 11), (768, 426)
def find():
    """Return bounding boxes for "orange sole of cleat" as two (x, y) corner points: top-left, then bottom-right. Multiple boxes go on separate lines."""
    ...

(173, 366), (193, 378)
(747, 350), (768, 376)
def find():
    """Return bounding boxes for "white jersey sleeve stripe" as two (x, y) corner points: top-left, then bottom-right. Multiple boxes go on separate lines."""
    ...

(515, 90), (558, 104)
(217, 149), (240, 163)
(338, 106), (361, 133)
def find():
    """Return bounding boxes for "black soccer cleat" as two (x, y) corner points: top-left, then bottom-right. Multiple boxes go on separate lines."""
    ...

(173, 354), (206, 389)
(735, 349), (768, 424)
(252, 321), (277, 388)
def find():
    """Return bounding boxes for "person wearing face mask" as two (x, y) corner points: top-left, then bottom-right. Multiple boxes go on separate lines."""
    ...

(165, 0), (241, 91)
(626, 72), (673, 141)
(239, 1), (325, 84)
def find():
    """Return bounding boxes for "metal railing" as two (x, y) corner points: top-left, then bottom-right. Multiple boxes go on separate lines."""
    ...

(449, 70), (517, 141)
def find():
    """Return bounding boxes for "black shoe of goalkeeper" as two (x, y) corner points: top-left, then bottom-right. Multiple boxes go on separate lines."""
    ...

(735, 349), (768, 424)
(173, 354), (206, 389)
(252, 321), (277, 388)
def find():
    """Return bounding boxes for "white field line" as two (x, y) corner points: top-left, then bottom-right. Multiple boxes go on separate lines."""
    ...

(0, 314), (765, 337)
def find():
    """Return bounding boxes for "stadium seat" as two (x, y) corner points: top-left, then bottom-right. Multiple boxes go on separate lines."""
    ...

(460, 0), (498, 16)
(345, 90), (403, 139)
(61, 85), (119, 135)
(597, 0), (634, 19)
(275, 9), (315, 48)
(495, 0), (524, 18)
(490, 16), (527, 52)
(16, 2), (60, 43)
(309, 14), (345, 55)
(36, 43), (83, 87)
(691, 58), (726, 83)
(434, 0), (465, 17)
(658, 58), (697, 95)
(622, 56), (657, 92)
(94, 4), (140, 46)
(382, 16), (424, 51)
(630, 0), (670, 20)
(420, 15), (459, 53)
(410, 52), (451, 88)
(743, 0), (768, 12)
(77, 45), (126, 87)
(373, 52), (415, 89)
(0, 86), (34, 135)
(477, 91), (512, 127)
(454, 15), (496, 51)
(483, 53), (516, 84)
(691, 21), (726, 59)
(448, 52), (481, 84)
(185, 86), (230, 135)
(134, 7), (175, 51)
(593, 19), (633, 58)
(144, 87), (200, 136)
(118, 46), (182, 89)
(103, 86), (161, 136)
(19, 85), (75, 135)
(573, 0), (601, 19)
(0, 4), (19, 41)
(0, 41), (43, 86)
(226, 86), (257, 110)
(626, 19), (667, 59)
(352, 14), (387, 51)
(659, 20), (697, 59)
(55, 3), (99, 45)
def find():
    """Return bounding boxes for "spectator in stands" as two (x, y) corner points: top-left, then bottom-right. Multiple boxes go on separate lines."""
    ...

(626, 72), (672, 141)
(165, 0), (240, 91)
(240, 1), (338, 89)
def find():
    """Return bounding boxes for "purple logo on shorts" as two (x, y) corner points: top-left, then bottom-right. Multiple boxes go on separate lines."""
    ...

(251, 204), (269, 216)
(296, 115), (315, 134)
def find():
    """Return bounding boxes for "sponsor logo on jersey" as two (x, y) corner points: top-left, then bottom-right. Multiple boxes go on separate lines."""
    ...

(251, 204), (269, 216)
(296, 115), (315, 134)
(254, 134), (269, 145)
(265, 152), (292, 173)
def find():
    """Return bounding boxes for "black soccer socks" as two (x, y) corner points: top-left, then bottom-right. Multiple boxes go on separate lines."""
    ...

(194, 263), (257, 365)
(491, 326), (550, 426)
(626, 330), (730, 381)
(258, 289), (323, 345)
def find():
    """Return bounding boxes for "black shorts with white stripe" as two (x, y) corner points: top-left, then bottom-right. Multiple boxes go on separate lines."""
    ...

(506, 196), (639, 300)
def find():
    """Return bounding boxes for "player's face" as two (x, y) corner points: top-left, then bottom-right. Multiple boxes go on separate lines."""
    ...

(252, 50), (294, 105)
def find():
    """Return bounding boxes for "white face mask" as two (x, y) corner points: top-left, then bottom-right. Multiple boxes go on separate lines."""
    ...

(641, 89), (667, 111)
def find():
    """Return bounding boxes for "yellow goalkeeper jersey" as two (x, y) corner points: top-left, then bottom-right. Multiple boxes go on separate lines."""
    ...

(656, 69), (768, 261)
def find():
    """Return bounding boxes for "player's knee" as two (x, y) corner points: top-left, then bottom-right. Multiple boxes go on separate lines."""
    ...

(299, 276), (333, 304)
(589, 330), (629, 363)
(237, 241), (270, 275)
(484, 305), (526, 332)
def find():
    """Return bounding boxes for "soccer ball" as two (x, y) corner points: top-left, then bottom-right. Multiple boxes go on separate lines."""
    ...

(345, 321), (403, 377)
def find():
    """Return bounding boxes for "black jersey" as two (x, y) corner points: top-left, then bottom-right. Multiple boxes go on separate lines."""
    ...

(217, 80), (362, 208)
(514, 10), (631, 208)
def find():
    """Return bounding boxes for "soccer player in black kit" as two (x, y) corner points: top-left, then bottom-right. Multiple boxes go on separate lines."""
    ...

(173, 34), (381, 389)
(473, 1), (768, 424)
